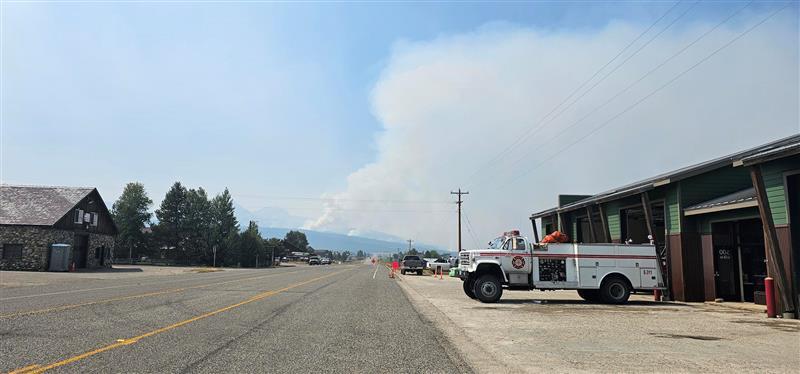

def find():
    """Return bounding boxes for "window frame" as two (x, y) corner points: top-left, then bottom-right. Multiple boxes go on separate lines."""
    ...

(2, 243), (24, 259)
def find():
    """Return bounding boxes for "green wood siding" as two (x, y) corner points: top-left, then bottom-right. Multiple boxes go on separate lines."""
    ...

(760, 155), (800, 226)
(606, 201), (621, 241)
(680, 167), (752, 207)
(666, 186), (681, 234)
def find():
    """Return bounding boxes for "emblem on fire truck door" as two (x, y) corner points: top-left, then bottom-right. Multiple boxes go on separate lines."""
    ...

(512, 256), (525, 269)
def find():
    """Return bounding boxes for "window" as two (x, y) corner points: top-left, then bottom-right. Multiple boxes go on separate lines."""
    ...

(2, 244), (23, 259)
(74, 209), (84, 224)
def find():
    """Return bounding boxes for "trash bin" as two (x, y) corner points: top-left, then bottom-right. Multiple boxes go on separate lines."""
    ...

(49, 244), (71, 272)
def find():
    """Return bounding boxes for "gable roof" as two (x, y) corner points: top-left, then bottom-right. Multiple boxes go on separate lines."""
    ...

(0, 185), (96, 226)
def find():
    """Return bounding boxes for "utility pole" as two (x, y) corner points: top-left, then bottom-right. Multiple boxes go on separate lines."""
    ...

(407, 239), (413, 253)
(451, 188), (469, 252)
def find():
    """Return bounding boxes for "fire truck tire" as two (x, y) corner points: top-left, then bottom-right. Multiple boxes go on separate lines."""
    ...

(600, 277), (630, 304)
(577, 289), (601, 302)
(463, 278), (476, 299)
(473, 275), (503, 303)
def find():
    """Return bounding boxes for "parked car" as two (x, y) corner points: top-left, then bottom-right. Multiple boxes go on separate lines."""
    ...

(400, 255), (424, 275)
(320, 257), (331, 265)
(427, 258), (452, 273)
(308, 256), (321, 265)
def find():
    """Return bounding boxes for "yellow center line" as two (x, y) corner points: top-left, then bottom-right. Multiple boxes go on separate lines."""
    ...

(7, 365), (39, 374)
(0, 270), (303, 319)
(9, 268), (351, 374)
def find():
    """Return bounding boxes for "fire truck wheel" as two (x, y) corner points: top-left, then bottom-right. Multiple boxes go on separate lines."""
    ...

(473, 275), (503, 303)
(600, 277), (630, 304)
(463, 278), (476, 299)
(577, 289), (600, 302)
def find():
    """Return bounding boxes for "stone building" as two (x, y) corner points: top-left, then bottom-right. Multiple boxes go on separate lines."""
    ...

(0, 185), (118, 271)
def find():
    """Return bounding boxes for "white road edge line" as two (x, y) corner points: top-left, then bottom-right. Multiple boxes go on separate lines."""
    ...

(372, 265), (379, 279)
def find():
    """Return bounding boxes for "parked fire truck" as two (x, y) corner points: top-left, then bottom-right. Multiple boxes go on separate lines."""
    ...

(459, 230), (664, 304)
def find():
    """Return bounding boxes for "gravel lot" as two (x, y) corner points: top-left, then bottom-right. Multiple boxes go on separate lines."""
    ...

(397, 272), (800, 373)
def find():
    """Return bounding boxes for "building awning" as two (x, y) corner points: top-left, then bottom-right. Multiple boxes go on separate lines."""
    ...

(683, 187), (758, 216)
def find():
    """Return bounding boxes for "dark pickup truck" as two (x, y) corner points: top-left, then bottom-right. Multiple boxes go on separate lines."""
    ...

(400, 255), (424, 275)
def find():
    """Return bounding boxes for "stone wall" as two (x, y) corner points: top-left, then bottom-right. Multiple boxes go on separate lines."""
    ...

(0, 226), (114, 271)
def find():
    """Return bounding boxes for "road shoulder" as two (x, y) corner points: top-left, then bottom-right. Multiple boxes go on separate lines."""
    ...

(396, 273), (522, 374)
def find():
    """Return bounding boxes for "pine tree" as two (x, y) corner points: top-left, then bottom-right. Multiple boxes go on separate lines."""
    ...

(184, 188), (212, 263)
(154, 182), (188, 259)
(239, 221), (265, 267)
(210, 188), (239, 266)
(111, 182), (153, 260)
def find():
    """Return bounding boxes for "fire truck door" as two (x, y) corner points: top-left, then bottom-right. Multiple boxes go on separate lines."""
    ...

(505, 237), (531, 285)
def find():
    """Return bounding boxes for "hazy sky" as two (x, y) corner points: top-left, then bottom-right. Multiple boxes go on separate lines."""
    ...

(2, 1), (798, 248)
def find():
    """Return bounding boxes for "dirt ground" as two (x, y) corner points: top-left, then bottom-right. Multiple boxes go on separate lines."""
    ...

(397, 272), (800, 373)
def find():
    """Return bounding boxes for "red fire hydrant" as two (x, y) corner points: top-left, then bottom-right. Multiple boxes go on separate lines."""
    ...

(765, 277), (776, 318)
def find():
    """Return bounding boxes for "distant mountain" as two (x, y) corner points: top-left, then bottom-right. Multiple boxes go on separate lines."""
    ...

(234, 203), (306, 228)
(234, 204), (443, 254)
(258, 227), (443, 254)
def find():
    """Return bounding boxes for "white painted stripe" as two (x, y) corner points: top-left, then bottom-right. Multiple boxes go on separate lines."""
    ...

(372, 265), (379, 279)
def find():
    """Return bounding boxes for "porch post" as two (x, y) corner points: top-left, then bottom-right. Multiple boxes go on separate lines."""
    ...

(750, 165), (795, 314)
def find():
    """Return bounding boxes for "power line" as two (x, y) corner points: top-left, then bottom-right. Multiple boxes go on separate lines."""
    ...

(498, 2), (790, 191)
(500, 0), (755, 175)
(235, 194), (451, 204)
(461, 0), (685, 188)
(461, 207), (481, 249)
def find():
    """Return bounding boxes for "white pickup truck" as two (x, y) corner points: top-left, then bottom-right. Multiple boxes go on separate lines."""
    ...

(459, 231), (664, 304)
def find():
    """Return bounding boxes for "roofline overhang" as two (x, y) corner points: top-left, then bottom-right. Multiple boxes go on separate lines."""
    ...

(683, 200), (758, 216)
(732, 144), (800, 167)
(530, 133), (798, 220)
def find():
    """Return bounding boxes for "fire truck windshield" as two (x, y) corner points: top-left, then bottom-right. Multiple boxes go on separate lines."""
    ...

(488, 237), (505, 249)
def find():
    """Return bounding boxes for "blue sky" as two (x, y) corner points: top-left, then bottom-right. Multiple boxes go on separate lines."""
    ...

(2, 1), (798, 246)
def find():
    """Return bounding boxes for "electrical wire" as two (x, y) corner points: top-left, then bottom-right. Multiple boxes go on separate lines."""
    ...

(461, 0), (685, 188)
(236, 194), (452, 204)
(500, 0), (755, 175)
(497, 2), (791, 192)
(462, 207), (482, 249)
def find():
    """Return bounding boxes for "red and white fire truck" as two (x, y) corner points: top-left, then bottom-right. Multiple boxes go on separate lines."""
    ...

(458, 230), (665, 304)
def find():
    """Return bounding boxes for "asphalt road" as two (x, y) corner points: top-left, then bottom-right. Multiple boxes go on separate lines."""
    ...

(0, 265), (471, 373)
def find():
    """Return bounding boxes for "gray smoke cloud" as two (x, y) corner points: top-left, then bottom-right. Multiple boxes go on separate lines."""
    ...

(306, 13), (799, 249)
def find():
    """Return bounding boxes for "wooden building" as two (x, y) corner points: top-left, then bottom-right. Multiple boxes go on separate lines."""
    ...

(0, 185), (118, 271)
(531, 135), (799, 317)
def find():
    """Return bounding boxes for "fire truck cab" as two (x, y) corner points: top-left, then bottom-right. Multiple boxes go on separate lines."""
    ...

(458, 231), (664, 304)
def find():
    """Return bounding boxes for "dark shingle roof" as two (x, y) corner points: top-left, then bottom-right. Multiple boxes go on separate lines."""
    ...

(0, 185), (95, 226)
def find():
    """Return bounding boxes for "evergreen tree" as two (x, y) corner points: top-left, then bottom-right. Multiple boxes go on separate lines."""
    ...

(210, 188), (239, 266)
(239, 221), (265, 267)
(283, 230), (309, 252)
(184, 188), (212, 263)
(154, 182), (188, 259)
(111, 182), (153, 260)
